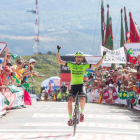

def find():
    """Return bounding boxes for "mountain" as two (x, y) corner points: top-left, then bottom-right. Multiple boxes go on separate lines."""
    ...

(0, 0), (140, 55)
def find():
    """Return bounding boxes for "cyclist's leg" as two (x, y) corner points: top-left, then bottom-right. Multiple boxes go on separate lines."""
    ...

(79, 84), (85, 122)
(67, 85), (76, 126)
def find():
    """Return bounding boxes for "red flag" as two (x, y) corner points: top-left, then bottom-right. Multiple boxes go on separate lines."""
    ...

(129, 12), (140, 42)
(102, 90), (109, 100)
(112, 89), (118, 100)
(24, 90), (32, 105)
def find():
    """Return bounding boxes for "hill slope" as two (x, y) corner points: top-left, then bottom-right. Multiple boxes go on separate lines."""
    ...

(22, 52), (60, 94)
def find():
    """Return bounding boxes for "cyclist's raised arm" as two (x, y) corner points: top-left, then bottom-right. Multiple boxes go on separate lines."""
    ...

(57, 45), (66, 66)
(91, 51), (106, 68)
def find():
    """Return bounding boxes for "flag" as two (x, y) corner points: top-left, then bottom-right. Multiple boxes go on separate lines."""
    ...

(129, 91), (137, 99)
(112, 89), (118, 100)
(98, 92), (102, 104)
(118, 92), (122, 99)
(84, 70), (90, 77)
(22, 83), (30, 93)
(120, 9), (125, 47)
(122, 91), (127, 100)
(129, 12), (140, 42)
(101, 0), (105, 45)
(12, 75), (20, 84)
(103, 5), (115, 69)
(124, 7), (129, 42)
(7, 84), (20, 94)
(24, 90), (32, 105)
(102, 90), (109, 100)
(127, 48), (134, 55)
(4, 96), (10, 106)
(103, 4), (111, 49)
(10, 54), (20, 59)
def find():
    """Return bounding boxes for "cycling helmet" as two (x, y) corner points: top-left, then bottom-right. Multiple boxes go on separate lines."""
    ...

(74, 51), (84, 57)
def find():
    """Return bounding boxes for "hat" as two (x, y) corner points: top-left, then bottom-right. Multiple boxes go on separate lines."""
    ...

(134, 63), (139, 67)
(127, 82), (133, 88)
(105, 76), (109, 78)
(127, 62), (130, 64)
(94, 80), (98, 83)
(109, 84), (114, 87)
(118, 65), (122, 68)
(7, 54), (11, 56)
(136, 81), (139, 84)
(118, 70), (122, 74)
(29, 59), (36, 63)
(6, 62), (13, 66)
(110, 70), (114, 73)
(3, 66), (11, 71)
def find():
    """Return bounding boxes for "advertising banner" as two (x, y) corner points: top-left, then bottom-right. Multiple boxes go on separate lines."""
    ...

(124, 43), (140, 56)
(85, 56), (111, 67)
(101, 46), (126, 64)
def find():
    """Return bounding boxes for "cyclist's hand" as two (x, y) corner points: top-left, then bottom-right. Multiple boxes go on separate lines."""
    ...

(103, 51), (106, 58)
(57, 45), (61, 52)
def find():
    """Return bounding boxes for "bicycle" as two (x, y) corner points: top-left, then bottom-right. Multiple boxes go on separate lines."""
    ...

(70, 93), (86, 136)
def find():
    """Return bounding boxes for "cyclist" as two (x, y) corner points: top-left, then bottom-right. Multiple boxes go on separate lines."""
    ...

(57, 45), (106, 126)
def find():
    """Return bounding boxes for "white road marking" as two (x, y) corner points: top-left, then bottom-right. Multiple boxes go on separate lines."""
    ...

(32, 114), (131, 120)
(22, 122), (139, 129)
(0, 129), (140, 135)
(0, 133), (137, 140)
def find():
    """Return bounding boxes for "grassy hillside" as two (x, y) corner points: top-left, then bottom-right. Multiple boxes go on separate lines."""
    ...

(22, 51), (60, 94)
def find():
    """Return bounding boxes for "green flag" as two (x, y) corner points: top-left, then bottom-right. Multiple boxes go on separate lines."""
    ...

(7, 84), (20, 94)
(10, 54), (20, 59)
(120, 9), (125, 47)
(118, 92), (122, 99)
(85, 70), (90, 77)
(12, 75), (20, 84)
(122, 91), (127, 100)
(129, 91), (137, 99)
(22, 83), (30, 93)
(4, 96), (10, 106)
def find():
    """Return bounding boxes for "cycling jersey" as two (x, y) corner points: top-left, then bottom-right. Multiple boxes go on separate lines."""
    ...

(66, 62), (91, 85)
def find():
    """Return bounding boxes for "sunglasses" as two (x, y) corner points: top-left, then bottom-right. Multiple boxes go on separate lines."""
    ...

(18, 62), (22, 65)
(75, 52), (82, 54)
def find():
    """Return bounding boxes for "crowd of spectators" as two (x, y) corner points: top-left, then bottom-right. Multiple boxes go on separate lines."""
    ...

(0, 48), (44, 95)
(41, 83), (69, 102)
(85, 54), (140, 109)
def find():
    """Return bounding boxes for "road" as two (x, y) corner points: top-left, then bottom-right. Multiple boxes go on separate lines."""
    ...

(0, 100), (140, 140)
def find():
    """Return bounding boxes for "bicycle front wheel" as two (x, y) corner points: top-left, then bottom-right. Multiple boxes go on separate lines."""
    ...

(73, 106), (79, 136)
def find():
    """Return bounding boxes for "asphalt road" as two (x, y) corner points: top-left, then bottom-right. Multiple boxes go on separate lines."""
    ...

(0, 100), (140, 140)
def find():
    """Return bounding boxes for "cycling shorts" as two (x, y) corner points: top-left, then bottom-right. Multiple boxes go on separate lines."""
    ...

(69, 84), (85, 96)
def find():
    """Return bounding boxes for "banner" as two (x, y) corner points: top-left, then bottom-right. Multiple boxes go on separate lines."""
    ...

(0, 42), (7, 55)
(124, 43), (140, 56)
(0, 92), (5, 115)
(101, 46), (126, 63)
(4, 88), (17, 109)
(85, 56), (111, 67)
(12, 87), (24, 107)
